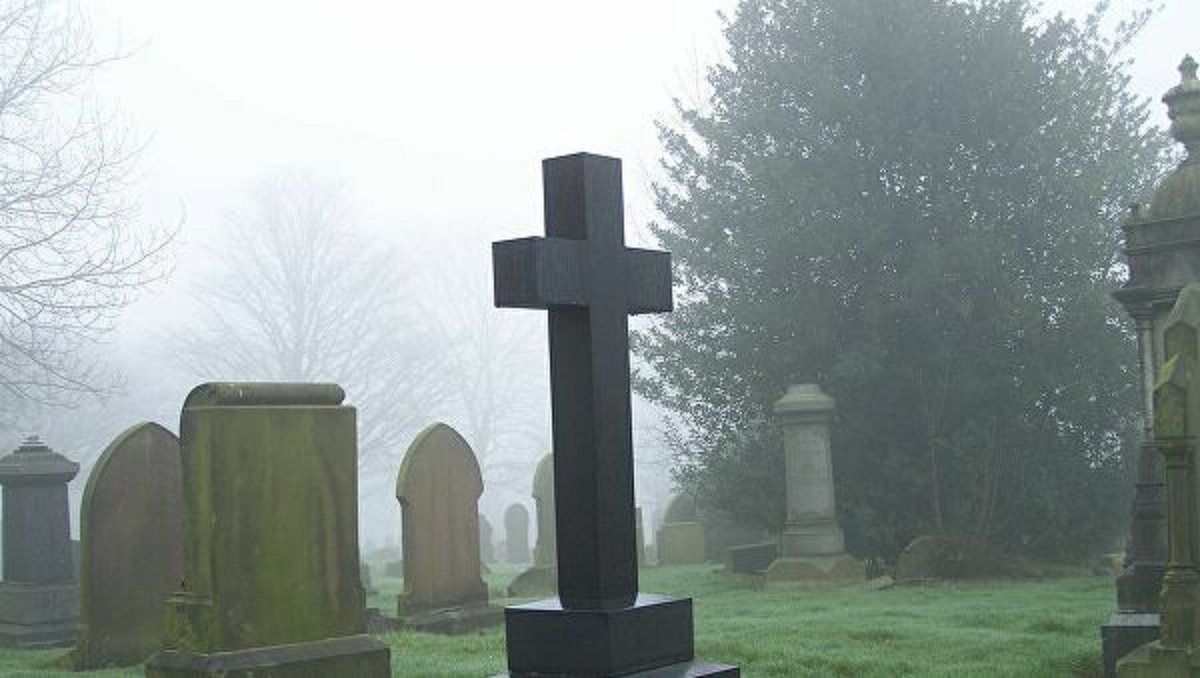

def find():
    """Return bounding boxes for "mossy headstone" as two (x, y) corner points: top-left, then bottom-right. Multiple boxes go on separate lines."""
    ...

(144, 383), (389, 678)
(395, 423), (489, 618)
(71, 422), (183, 669)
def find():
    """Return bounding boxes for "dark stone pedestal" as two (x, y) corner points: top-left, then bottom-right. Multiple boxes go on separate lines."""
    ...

(144, 634), (390, 678)
(0, 581), (77, 648)
(1103, 613), (1161, 678)
(502, 594), (737, 677)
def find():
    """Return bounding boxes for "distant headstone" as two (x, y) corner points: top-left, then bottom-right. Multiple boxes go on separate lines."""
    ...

(395, 423), (491, 622)
(361, 563), (374, 594)
(658, 493), (707, 566)
(727, 542), (780, 575)
(144, 383), (389, 677)
(480, 514), (495, 564)
(71, 422), (183, 669)
(895, 535), (963, 581)
(0, 436), (79, 648)
(531, 453), (556, 568)
(636, 507), (646, 567)
(492, 152), (736, 675)
(658, 523), (706, 566)
(504, 504), (530, 564)
(508, 455), (557, 597)
(764, 384), (864, 584)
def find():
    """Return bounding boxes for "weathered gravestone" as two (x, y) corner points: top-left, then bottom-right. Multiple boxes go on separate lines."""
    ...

(395, 423), (498, 632)
(765, 384), (863, 584)
(492, 152), (737, 676)
(144, 383), (389, 678)
(657, 494), (706, 566)
(1105, 55), (1200, 677)
(508, 454), (557, 597)
(71, 422), (183, 669)
(0, 436), (79, 647)
(505, 504), (530, 564)
(481, 514), (495, 564)
(1119, 284), (1200, 676)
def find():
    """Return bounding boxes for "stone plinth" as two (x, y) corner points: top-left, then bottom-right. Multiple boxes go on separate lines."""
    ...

(71, 422), (183, 669)
(0, 436), (79, 648)
(764, 384), (863, 585)
(144, 383), (388, 678)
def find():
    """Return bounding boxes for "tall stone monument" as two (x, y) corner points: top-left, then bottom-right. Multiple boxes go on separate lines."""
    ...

(765, 384), (863, 584)
(1106, 55), (1200, 675)
(395, 422), (497, 631)
(0, 436), (78, 647)
(505, 504), (530, 564)
(493, 152), (737, 676)
(71, 422), (183, 669)
(1117, 284), (1200, 676)
(144, 383), (389, 677)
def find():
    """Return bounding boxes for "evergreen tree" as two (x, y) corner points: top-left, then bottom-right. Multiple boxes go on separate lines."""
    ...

(638, 0), (1170, 560)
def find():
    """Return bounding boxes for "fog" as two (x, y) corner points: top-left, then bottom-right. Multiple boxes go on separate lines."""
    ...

(5, 0), (1197, 552)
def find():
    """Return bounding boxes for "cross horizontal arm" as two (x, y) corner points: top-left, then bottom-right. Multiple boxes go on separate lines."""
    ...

(493, 237), (587, 309)
(625, 248), (673, 314)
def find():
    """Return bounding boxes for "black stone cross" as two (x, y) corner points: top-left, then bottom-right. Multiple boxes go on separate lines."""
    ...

(493, 153), (671, 611)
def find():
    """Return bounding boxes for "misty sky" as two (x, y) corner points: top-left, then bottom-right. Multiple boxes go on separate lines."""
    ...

(65, 0), (1200, 546)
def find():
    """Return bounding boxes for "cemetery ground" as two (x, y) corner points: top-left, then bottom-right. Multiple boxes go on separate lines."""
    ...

(0, 563), (1115, 677)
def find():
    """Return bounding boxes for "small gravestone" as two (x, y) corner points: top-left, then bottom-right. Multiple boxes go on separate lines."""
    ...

(764, 384), (864, 584)
(636, 507), (646, 567)
(657, 493), (707, 566)
(480, 514), (495, 564)
(0, 436), (79, 648)
(71, 422), (183, 669)
(504, 504), (530, 564)
(144, 383), (389, 677)
(394, 423), (498, 633)
(361, 563), (375, 594)
(508, 454), (557, 597)
(493, 152), (737, 675)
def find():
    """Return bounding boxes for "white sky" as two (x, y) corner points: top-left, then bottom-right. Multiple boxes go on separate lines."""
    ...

(76, 0), (1200, 544)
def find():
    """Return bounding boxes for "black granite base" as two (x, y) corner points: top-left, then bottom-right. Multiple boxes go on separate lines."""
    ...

(1102, 612), (1160, 678)
(143, 634), (390, 678)
(504, 593), (729, 676)
(499, 659), (740, 677)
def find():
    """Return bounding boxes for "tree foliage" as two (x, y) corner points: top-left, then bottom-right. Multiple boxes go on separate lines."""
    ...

(637, 0), (1169, 560)
(0, 0), (174, 402)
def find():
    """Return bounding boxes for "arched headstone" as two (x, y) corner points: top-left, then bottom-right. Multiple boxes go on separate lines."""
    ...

(396, 423), (487, 614)
(72, 422), (183, 669)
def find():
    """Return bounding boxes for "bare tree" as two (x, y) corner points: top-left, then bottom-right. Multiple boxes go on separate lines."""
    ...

(0, 0), (175, 403)
(167, 170), (445, 473)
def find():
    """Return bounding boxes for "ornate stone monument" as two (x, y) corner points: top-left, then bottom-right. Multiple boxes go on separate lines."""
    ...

(71, 422), (183, 669)
(1117, 284), (1200, 676)
(764, 384), (862, 584)
(493, 152), (737, 676)
(1106, 55), (1200, 676)
(395, 422), (498, 632)
(0, 436), (78, 647)
(144, 383), (389, 678)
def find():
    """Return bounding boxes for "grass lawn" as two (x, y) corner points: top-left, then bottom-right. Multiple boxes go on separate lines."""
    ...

(0, 564), (1115, 677)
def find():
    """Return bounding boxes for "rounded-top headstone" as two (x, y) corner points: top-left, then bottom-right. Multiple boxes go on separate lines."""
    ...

(0, 436), (79, 483)
(505, 503), (531, 564)
(663, 493), (698, 524)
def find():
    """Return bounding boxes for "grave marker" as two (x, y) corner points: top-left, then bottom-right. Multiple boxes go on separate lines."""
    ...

(71, 422), (183, 669)
(493, 152), (737, 676)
